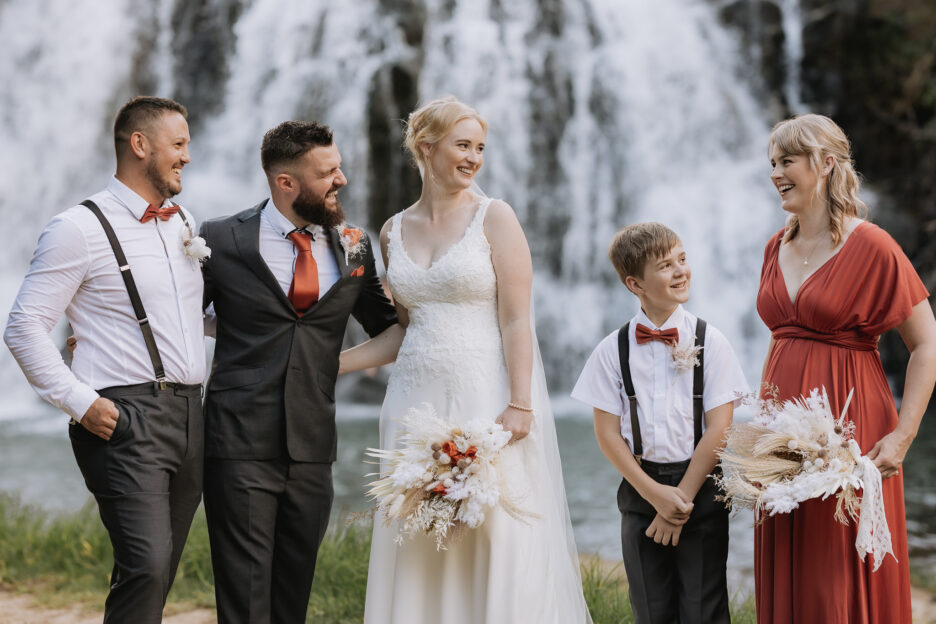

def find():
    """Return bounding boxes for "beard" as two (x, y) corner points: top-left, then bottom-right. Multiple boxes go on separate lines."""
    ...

(293, 185), (345, 228)
(145, 157), (182, 199)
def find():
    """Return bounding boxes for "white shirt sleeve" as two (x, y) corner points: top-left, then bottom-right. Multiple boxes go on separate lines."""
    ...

(701, 324), (750, 412)
(3, 215), (100, 420)
(570, 331), (625, 417)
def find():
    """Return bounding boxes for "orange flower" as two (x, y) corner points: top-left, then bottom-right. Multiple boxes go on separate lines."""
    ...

(441, 440), (458, 458)
(464, 446), (477, 458)
(350, 265), (365, 278)
(431, 483), (447, 495)
(342, 228), (363, 248)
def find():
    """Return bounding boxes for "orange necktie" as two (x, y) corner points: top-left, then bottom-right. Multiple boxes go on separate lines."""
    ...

(140, 204), (180, 223)
(287, 230), (318, 314)
(635, 323), (679, 346)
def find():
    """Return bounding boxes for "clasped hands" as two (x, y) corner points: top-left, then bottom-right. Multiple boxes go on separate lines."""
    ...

(646, 483), (693, 547)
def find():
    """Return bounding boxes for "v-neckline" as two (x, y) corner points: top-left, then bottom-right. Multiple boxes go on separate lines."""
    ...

(777, 221), (866, 308)
(397, 199), (485, 272)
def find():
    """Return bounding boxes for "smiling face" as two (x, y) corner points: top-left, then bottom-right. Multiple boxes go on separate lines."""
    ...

(626, 243), (691, 321)
(769, 145), (826, 215)
(142, 111), (190, 199)
(288, 143), (348, 227)
(424, 118), (485, 191)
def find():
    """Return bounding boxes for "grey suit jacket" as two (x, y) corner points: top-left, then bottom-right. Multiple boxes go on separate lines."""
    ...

(200, 201), (397, 462)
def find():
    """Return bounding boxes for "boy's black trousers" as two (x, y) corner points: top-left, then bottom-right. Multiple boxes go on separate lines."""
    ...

(617, 459), (731, 624)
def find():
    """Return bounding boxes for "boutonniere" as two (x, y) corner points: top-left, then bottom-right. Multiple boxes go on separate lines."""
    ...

(181, 225), (211, 264)
(335, 224), (365, 265)
(669, 339), (702, 373)
(350, 265), (365, 278)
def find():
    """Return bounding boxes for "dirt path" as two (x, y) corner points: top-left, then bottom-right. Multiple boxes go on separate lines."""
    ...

(0, 589), (216, 624)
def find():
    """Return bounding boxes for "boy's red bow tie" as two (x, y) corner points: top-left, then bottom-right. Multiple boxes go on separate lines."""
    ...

(635, 324), (679, 346)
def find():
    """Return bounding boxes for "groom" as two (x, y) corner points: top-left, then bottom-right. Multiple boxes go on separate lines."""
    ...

(200, 120), (397, 623)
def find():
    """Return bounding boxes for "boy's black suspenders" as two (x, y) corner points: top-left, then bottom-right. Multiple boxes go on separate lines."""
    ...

(617, 318), (707, 464)
(81, 199), (189, 390)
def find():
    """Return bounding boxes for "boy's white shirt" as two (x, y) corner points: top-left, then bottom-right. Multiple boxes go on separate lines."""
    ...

(571, 305), (749, 463)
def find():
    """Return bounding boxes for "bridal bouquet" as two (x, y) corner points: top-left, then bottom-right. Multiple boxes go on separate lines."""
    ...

(365, 403), (527, 550)
(717, 386), (894, 570)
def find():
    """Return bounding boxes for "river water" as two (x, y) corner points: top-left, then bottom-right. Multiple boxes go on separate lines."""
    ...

(2, 397), (933, 595)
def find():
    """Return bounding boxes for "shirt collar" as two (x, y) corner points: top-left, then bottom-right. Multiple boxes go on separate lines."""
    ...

(107, 176), (171, 220)
(635, 304), (685, 331)
(263, 198), (326, 240)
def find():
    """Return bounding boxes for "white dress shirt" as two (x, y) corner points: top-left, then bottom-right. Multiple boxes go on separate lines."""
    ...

(259, 199), (340, 296)
(571, 306), (749, 463)
(4, 176), (205, 421)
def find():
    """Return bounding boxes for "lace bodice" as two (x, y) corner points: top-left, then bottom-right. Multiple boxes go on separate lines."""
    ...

(386, 198), (505, 394)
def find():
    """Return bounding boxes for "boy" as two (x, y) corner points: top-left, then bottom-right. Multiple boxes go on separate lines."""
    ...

(571, 223), (748, 624)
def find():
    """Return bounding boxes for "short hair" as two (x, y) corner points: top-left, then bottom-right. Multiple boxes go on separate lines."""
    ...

(261, 121), (334, 175)
(404, 96), (488, 169)
(114, 96), (188, 156)
(768, 114), (867, 246)
(608, 223), (682, 283)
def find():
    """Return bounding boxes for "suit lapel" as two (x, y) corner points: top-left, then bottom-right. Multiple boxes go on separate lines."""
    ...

(232, 201), (296, 313)
(311, 226), (350, 307)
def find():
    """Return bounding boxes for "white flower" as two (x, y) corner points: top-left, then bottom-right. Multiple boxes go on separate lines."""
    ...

(181, 226), (211, 263)
(668, 339), (702, 373)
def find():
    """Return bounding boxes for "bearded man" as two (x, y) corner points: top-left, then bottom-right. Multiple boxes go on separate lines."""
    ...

(199, 121), (399, 624)
(4, 96), (205, 623)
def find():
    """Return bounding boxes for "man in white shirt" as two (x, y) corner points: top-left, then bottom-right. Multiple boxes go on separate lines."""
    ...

(199, 121), (398, 623)
(4, 96), (205, 624)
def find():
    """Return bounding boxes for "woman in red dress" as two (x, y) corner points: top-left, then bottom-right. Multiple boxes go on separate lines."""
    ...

(754, 114), (936, 623)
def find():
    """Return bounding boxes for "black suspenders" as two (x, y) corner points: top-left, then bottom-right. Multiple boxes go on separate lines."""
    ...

(617, 318), (707, 464)
(81, 199), (189, 390)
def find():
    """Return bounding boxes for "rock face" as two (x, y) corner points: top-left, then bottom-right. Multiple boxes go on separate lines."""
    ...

(718, 0), (936, 384)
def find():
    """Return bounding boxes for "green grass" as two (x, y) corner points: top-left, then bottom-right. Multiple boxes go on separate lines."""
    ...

(0, 493), (756, 622)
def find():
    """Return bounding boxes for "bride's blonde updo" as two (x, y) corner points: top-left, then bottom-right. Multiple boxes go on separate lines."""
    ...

(404, 96), (488, 171)
(769, 114), (868, 246)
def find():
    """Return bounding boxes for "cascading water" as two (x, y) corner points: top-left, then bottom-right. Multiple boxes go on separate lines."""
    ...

(1, 0), (785, 419)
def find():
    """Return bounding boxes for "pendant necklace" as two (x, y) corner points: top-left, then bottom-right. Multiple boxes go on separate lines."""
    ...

(800, 234), (825, 266)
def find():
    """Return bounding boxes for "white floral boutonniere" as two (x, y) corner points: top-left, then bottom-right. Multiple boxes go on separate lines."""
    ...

(181, 225), (211, 264)
(335, 224), (365, 265)
(669, 339), (702, 373)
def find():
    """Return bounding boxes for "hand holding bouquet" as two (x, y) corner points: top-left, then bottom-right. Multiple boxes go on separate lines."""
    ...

(717, 386), (894, 570)
(365, 403), (530, 550)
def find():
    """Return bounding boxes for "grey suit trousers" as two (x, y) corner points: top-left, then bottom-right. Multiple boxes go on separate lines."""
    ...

(69, 382), (204, 624)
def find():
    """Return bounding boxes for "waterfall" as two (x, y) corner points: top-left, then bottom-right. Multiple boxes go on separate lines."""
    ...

(1, 0), (784, 419)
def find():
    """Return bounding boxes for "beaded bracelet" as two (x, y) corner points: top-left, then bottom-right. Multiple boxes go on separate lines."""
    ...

(507, 401), (535, 413)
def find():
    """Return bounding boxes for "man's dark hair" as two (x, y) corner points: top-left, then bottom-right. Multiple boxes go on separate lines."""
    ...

(114, 96), (188, 157)
(261, 121), (334, 174)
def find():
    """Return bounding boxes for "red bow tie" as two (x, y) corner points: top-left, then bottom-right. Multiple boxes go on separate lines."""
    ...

(635, 323), (679, 346)
(140, 204), (180, 223)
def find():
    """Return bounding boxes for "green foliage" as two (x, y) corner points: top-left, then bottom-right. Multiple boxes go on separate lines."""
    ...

(0, 494), (758, 621)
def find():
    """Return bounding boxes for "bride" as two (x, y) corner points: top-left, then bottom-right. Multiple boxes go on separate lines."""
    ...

(339, 96), (592, 623)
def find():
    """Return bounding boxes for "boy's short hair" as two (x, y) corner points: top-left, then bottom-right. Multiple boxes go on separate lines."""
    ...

(608, 223), (682, 283)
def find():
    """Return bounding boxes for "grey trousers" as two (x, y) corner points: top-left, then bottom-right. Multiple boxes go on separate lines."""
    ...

(617, 460), (731, 624)
(69, 382), (204, 624)
(204, 456), (333, 624)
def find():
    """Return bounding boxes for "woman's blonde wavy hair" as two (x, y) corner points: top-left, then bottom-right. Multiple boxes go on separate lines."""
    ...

(403, 96), (487, 172)
(769, 114), (868, 245)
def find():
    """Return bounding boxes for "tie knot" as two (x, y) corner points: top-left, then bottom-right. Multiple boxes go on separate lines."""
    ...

(286, 229), (313, 251)
(140, 204), (180, 223)
(635, 323), (679, 346)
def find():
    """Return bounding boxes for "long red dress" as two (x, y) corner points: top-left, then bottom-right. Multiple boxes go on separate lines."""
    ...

(754, 222), (929, 624)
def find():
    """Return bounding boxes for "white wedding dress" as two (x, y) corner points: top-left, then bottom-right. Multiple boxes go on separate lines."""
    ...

(362, 198), (592, 624)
